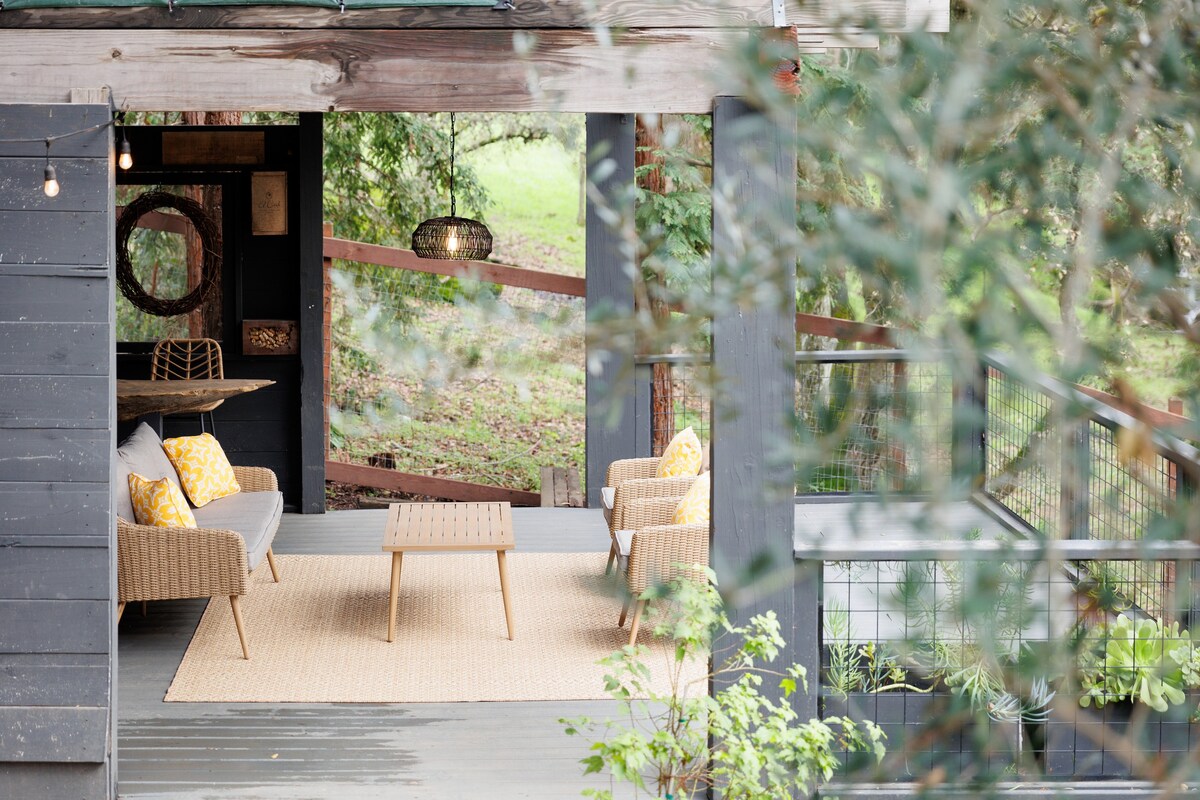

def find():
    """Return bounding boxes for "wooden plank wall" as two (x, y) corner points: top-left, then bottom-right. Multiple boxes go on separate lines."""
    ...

(115, 124), (320, 512)
(583, 113), (636, 507)
(0, 103), (116, 798)
(297, 113), (325, 513)
(709, 97), (804, 710)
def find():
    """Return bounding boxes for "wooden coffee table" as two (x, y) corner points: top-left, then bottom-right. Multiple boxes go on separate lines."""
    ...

(382, 501), (515, 642)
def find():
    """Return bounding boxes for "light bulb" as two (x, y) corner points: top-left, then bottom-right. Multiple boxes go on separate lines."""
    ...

(118, 140), (133, 170)
(446, 228), (459, 254)
(43, 164), (60, 198)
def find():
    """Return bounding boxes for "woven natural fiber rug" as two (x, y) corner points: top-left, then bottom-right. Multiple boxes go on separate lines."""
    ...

(165, 552), (706, 703)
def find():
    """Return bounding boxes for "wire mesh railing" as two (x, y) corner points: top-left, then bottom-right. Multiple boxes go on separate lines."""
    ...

(982, 354), (1199, 619)
(635, 350), (954, 495)
(799, 538), (1200, 783)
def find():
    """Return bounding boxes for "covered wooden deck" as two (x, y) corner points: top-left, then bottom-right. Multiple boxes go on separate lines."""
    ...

(116, 501), (1008, 799)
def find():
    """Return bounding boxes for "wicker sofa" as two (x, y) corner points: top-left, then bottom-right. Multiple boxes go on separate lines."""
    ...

(114, 422), (282, 659)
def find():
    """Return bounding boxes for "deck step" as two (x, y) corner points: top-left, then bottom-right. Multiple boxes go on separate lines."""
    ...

(540, 466), (584, 508)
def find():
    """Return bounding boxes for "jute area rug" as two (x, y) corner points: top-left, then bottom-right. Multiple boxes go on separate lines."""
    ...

(165, 552), (707, 703)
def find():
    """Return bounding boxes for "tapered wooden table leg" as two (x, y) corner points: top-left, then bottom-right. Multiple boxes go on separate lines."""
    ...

(230, 595), (250, 660)
(387, 551), (403, 643)
(497, 550), (514, 640)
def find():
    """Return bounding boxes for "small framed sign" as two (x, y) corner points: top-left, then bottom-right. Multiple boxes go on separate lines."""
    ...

(251, 171), (288, 236)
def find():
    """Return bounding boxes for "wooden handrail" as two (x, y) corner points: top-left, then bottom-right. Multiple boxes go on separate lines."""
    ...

(323, 237), (586, 298)
(794, 311), (896, 347)
(1072, 384), (1192, 432)
(326, 460), (541, 507)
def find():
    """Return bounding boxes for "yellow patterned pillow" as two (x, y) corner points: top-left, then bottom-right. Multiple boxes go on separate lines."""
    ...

(655, 426), (703, 479)
(128, 473), (197, 528)
(161, 433), (241, 508)
(673, 473), (710, 525)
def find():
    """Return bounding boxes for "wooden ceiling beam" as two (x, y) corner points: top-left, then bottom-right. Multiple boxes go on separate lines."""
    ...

(0, 0), (909, 31)
(0, 28), (756, 112)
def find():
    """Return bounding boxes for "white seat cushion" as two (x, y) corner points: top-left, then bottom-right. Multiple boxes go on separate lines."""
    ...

(614, 529), (634, 573)
(601, 487), (616, 525)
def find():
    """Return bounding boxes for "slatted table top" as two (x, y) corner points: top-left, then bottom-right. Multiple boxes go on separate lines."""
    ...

(382, 502), (514, 552)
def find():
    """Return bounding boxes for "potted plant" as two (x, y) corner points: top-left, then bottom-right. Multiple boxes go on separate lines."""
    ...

(1044, 613), (1200, 778)
(563, 569), (885, 799)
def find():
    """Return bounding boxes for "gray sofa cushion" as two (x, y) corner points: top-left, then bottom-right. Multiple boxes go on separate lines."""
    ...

(192, 489), (283, 571)
(115, 422), (180, 521)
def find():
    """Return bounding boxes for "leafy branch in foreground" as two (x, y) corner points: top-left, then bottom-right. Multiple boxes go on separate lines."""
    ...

(563, 570), (884, 799)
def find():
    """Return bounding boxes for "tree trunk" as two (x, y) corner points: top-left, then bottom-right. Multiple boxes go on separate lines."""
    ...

(181, 111), (238, 339)
(636, 115), (675, 455)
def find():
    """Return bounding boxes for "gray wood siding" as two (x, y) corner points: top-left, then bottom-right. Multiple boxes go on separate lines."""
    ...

(584, 113), (636, 507)
(710, 98), (803, 710)
(0, 103), (115, 798)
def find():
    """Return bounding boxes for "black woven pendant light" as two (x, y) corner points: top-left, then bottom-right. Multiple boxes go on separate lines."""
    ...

(412, 113), (493, 260)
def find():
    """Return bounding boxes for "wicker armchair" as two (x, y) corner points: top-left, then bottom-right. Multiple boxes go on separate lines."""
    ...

(614, 496), (709, 645)
(116, 465), (281, 660)
(603, 475), (695, 574)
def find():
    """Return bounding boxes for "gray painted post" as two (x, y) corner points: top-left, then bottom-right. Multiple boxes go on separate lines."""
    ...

(584, 114), (636, 507)
(0, 103), (116, 799)
(710, 97), (799, 704)
(297, 112), (326, 513)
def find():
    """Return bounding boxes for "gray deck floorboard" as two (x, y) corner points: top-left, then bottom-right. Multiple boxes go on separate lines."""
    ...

(118, 502), (1001, 799)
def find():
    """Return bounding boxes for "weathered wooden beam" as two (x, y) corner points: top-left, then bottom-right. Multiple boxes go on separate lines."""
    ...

(325, 460), (541, 506)
(0, 27), (875, 113)
(324, 237), (586, 297)
(0, 0), (911, 31)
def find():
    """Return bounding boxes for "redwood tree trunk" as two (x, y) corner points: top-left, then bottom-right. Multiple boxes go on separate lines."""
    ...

(181, 111), (238, 339)
(635, 115), (675, 454)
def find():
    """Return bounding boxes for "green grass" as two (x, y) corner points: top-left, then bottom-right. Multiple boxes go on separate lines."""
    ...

(465, 138), (586, 276)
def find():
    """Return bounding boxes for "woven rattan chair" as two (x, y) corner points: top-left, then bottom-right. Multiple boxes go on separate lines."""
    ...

(613, 496), (709, 645)
(116, 465), (280, 660)
(150, 337), (224, 434)
(603, 475), (695, 574)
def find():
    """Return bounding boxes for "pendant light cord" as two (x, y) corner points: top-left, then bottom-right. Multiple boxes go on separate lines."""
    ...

(449, 111), (457, 218)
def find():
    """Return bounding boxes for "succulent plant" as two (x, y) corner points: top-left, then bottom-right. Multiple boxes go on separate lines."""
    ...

(1078, 614), (1189, 713)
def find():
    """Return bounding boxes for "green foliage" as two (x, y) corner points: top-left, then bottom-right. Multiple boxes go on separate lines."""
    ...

(563, 571), (884, 799)
(1078, 614), (1193, 712)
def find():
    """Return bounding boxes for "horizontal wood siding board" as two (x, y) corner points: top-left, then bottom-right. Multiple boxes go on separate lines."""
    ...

(0, 322), (109, 375)
(0, 263), (108, 279)
(0, 106), (110, 157)
(0, 547), (109, 600)
(0, 29), (743, 113)
(0, 276), (106, 323)
(0, 429), (110, 482)
(324, 237), (586, 297)
(0, 158), (108, 212)
(0, 762), (109, 795)
(0, 707), (109, 762)
(326, 460), (540, 506)
(0, 377), (110, 429)
(0, 600), (110, 654)
(0, 485), (109, 537)
(0, 536), (110, 550)
(0, 0), (909, 29)
(0, 658), (109, 707)
(0, 210), (110, 265)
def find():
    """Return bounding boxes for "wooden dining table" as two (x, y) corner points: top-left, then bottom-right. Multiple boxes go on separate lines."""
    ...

(116, 378), (276, 422)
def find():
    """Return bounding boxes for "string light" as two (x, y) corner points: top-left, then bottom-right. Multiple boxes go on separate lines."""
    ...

(117, 112), (133, 170)
(43, 140), (60, 198)
(0, 109), (118, 198)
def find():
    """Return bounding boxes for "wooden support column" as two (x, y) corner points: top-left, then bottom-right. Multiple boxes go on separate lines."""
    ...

(297, 112), (325, 513)
(710, 97), (802, 709)
(0, 102), (117, 799)
(584, 113), (636, 507)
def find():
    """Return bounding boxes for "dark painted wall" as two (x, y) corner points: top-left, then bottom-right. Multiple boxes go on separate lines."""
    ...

(0, 103), (117, 798)
(115, 122), (324, 511)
